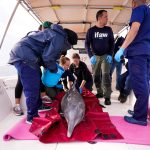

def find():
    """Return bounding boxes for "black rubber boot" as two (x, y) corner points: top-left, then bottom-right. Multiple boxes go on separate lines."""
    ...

(104, 98), (111, 105)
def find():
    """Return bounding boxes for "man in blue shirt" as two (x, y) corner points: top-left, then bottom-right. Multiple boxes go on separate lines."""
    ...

(85, 10), (114, 105)
(115, 0), (150, 126)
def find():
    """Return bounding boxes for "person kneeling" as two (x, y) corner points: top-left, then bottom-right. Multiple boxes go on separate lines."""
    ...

(42, 56), (75, 99)
(69, 53), (93, 94)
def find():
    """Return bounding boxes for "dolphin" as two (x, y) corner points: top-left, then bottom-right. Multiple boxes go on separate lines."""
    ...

(61, 82), (85, 138)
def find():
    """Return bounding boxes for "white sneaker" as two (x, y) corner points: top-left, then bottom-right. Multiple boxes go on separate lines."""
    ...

(25, 120), (32, 125)
(13, 105), (24, 116)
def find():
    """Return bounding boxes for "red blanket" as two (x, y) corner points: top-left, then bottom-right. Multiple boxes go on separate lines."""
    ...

(30, 90), (123, 143)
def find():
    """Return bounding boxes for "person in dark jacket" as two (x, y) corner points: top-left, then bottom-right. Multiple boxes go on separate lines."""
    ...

(110, 36), (125, 89)
(117, 63), (132, 103)
(13, 23), (52, 116)
(9, 23), (77, 124)
(69, 53), (93, 93)
(85, 10), (114, 105)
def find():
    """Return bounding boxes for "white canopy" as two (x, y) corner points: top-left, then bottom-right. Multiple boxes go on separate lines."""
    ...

(21, 0), (134, 37)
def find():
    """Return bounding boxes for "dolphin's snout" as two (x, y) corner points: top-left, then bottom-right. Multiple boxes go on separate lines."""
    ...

(67, 131), (72, 138)
(67, 120), (75, 138)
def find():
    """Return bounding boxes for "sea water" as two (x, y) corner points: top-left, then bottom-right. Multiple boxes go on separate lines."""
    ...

(0, 65), (17, 77)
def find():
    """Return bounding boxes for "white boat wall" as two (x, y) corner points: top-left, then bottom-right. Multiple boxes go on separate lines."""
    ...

(0, 77), (27, 122)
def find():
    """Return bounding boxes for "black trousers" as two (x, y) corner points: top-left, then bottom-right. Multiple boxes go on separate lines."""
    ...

(15, 70), (45, 99)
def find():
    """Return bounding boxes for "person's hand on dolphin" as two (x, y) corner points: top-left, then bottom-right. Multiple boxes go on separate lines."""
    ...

(79, 87), (83, 94)
(114, 47), (125, 62)
(64, 88), (69, 92)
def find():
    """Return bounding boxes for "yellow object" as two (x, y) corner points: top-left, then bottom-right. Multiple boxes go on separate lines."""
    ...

(51, 5), (61, 10)
(113, 6), (124, 10)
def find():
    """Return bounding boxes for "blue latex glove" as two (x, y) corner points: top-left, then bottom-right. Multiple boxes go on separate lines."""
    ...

(79, 87), (83, 94)
(90, 55), (96, 65)
(56, 84), (63, 89)
(106, 55), (112, 64)
(114, 48), (125, 62)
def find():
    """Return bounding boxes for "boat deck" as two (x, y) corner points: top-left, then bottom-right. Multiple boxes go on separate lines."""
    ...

(0, 77), (149, 150)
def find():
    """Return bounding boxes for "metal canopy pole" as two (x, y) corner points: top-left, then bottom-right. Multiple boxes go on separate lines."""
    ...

(0, 0), (21, 49)
(20, 1), (42, 24)
(49, 0), (60, 23)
